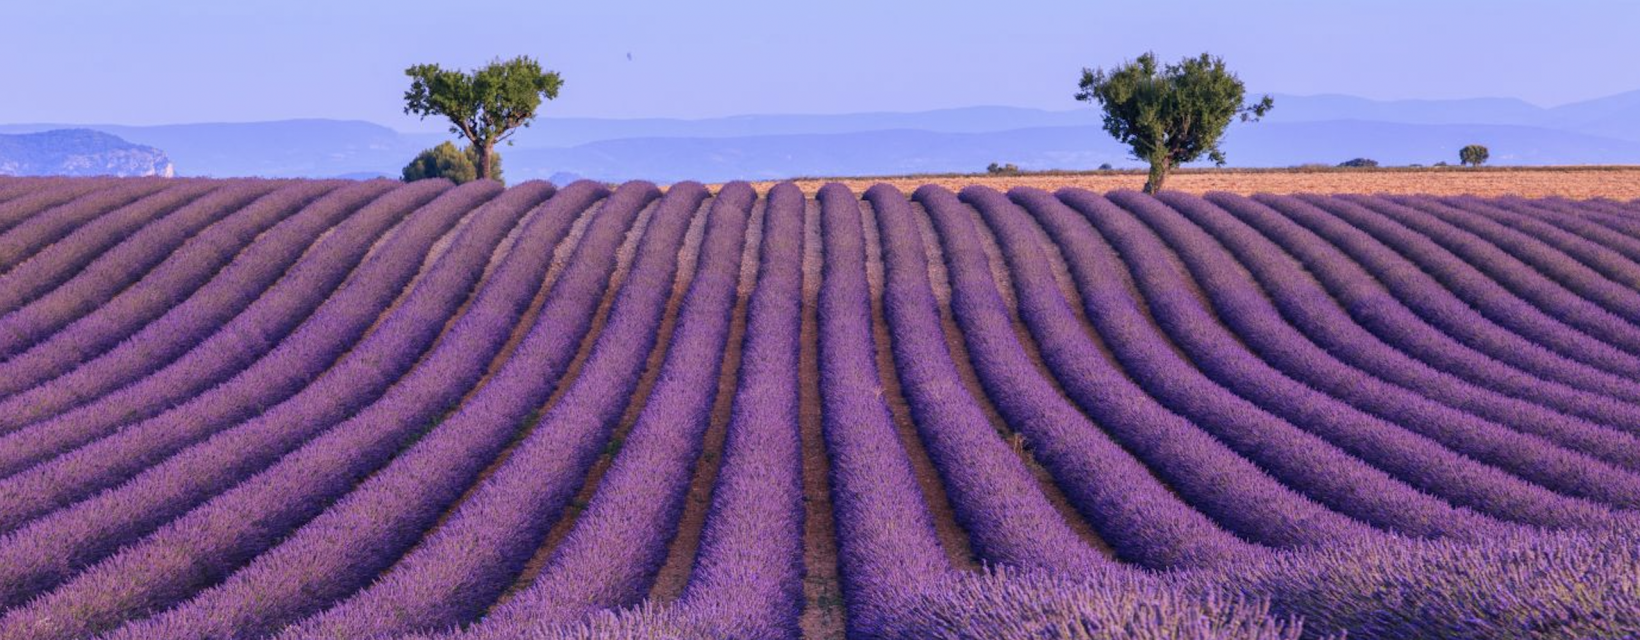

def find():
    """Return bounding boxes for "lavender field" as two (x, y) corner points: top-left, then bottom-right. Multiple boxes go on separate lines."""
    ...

(0, 175), (1637, 639)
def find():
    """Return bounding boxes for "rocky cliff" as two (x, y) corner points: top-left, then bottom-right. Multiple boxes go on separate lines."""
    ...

(0, 129), (174, 177)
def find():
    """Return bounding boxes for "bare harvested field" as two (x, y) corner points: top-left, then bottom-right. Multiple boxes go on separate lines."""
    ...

(747, 166), (1640, 199)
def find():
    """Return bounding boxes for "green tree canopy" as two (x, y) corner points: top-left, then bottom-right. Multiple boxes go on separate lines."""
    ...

(1460, 144), (1490, 167)
(1076, 52), (1273, 193)
(401, 141), (503, 185)
(403, 55), (561, 182)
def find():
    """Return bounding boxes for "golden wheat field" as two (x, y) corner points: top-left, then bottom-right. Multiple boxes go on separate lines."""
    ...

(746, 166), (1640, 199)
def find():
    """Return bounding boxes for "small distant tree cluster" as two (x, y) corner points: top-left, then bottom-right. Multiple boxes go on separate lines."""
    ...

(402, 141), (504, 184)
(1337, 158), (1379, 168)
(986, 162), (1021, 175)
(403, 55), (562, 182)
(1460, 144), (1490, 167)
(1098, 163), (1115, 170)
(1077, 52), (1273, 193)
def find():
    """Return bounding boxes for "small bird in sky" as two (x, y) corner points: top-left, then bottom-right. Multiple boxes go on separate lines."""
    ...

(626, 52), (633, 61)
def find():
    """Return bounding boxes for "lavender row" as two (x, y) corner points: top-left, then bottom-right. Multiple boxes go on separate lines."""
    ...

(813, 183), (949, 638)
(1397, 195), (1640, 344)
(1090, 188), (1503, 536)
(1096, 190), (1640, 516)
(1488, 197), (1640, 288)
(1273, 194), (1640, 390)
(914, 523), (1640, 640)
(280, 182), (701, 640)
(0, 181), (262, 334)
(1251, 193), (1640, 403)
(0, 183), (513, 534)
(890, 566), (1304, 640)
(0, 178), (171, 274)
(1174, 192), (1640, 475)
(0, 180), (332, 360)
(1, 181), (214, 310)
(984, 186), (1505, 540)
(1358, 195), (1640, 358)
(468, 183), (757, 636)
(863, 184), (1112, 575)
(664, 182), (809, 639)
(916, 185), (1253, 569)
(0, 178), (55, 208)
(1423, 196), (1640, 334)
(1109, 190), (1633, 520)
(222, 181), (653, 640)
(0, 182), (503, 621)
(83, 185), (615, 640)
(0, 181), (455, 541)
(0, 180), (542, 639)
(1523, 198), (1640, 263)
(954, 185), (1370, 550)
(0, 181), (378, 399)
(1205, 193), (1640, 431)
(0, 181), (493, 519)
(0, 179), (443, 434)
(1176, 193), (1640, 469)
(0, 178), (109, 237)
(510, 184), (812, 640)
(1570, 201), (1640, 242)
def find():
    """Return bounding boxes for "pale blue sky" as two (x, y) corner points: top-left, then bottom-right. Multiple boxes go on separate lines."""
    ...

(3, 0), (1634, 129)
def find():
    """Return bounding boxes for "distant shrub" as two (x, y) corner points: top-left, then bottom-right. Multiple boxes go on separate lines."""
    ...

(1460, 144), (1490, 167)
(1098, 163), (1115, 171)
(1337, 158), (1379, 168)
(402, 142), (504, 185)
(986, 162), (1021, 175)
(1434, 161), (1450, 167)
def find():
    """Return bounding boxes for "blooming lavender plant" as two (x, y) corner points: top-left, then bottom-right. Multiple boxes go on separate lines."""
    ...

(0, 179), (450, 434)
(0, 178), (1626, 639)
(0, 180), (332, 360)
(0, 177), (173, 273)
(466, 182), (758, 636)
(0, 180), (391, 399)
(279, 182), (703, 640)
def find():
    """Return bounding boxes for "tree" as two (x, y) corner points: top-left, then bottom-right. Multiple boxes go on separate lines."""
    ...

(402, 141), (504, 184)
(403, 56), (562, 182)
(1338, 158), (1379, 168)
(1076, 52), (1273, 193)
(1460, 144), (1490, 167)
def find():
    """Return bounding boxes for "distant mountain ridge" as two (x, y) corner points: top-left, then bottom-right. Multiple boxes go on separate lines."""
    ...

(0, 129), (174, 178)
(4, 90), (1640, 181)
(0, 120), (408, 178)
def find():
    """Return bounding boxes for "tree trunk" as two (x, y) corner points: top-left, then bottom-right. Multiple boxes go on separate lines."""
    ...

(1144, 157), (1171, 194)
(475, 143), (494, 182)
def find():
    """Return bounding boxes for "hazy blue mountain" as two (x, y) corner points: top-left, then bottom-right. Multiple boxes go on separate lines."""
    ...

(1541, 90), (1640, 141)
(1224, 120), (1640, 167)
(504, 127), (1127, 182)
(5, 90), (1640, 180)
(0, 129), (173, 177)
(512, 93), (1638, 146)
(0, 120), (420, 178)
(1264, 92), (1640, 142)
(504, 106), (1102, 147)
(1261, 94), (1544, 126)
(500, 121), (1640, 183)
